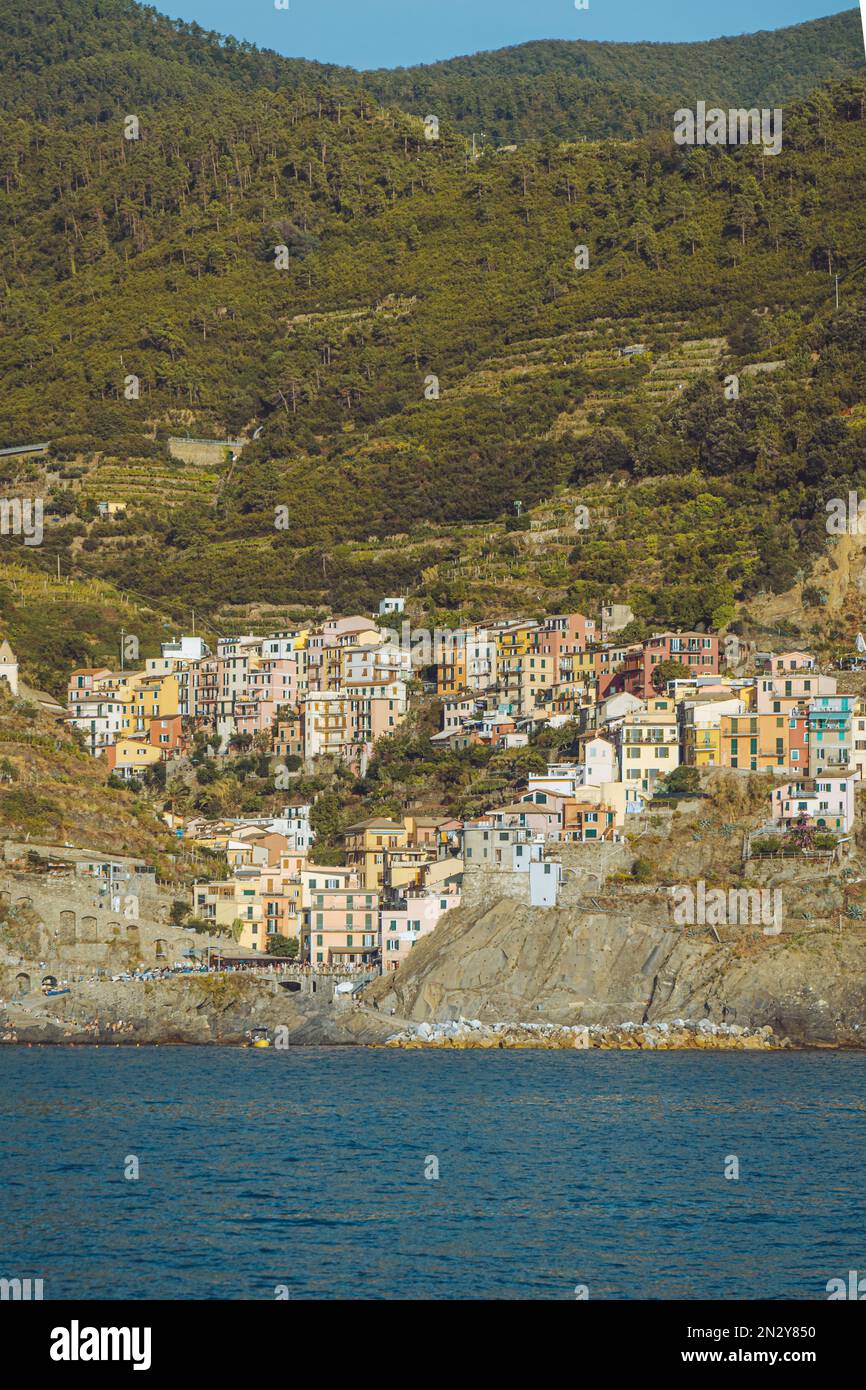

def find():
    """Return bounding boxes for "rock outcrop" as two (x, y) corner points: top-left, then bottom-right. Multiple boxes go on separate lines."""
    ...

(0, 975), (399, 1046)
(367, 892), (866, 1046)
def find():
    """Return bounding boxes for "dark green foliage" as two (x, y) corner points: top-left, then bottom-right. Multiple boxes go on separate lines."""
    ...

(0, 0), (864, 647)
(266, 933), (298, 957)
(1, 0), (861, 142)
(662, 765), (701, 795)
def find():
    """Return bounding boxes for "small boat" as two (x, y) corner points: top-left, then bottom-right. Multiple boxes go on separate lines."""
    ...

(246, 1027), (271, 1048)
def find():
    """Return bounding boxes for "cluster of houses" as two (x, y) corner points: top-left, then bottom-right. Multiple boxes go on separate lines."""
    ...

(435, 629), (862, 835)
(60, 603), (864, 969)
(183, 808), (464, 969)
(66, 616), (411, 778)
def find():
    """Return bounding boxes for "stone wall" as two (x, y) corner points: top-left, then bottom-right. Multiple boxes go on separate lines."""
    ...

(167, 437), (246, 466)
(0, 871), (214, 974)
(460, 842), (631, 913)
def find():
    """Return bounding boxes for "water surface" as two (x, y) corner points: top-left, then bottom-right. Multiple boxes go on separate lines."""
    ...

(1, 1048), (862, 1299)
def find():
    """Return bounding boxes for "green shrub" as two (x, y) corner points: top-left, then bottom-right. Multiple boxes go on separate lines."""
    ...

(631, 856), (655, 882)
(751, 834), (781, 854)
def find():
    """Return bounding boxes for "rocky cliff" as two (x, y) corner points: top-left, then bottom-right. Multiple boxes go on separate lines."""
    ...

(367, 882), (866, 1046)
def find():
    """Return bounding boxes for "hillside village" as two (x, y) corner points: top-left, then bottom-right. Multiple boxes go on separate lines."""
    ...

(7, 596), (854, 976)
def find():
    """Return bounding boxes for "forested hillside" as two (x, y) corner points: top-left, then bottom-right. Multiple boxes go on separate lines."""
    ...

(362, 11), (865, 142)
(1, 0), (862, 137)
(0, 0), (865, 655)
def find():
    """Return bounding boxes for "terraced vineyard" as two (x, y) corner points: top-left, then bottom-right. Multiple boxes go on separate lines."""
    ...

(645, 337), (728, 402)
(77, 457), (223, 512)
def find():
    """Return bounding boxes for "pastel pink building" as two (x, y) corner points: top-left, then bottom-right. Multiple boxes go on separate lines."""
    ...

(382, 887), (461, 971)
(235, 659), (302, 735)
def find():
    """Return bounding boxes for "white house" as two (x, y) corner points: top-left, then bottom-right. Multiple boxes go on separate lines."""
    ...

(771, 774), (858, 835)
(276, 801), (315, 851)
(66, 695), (126, 755)
(379, 596), (405, 616)
(579, 736), (619, 786)
(529, 859), (562, 907)
(161, 635), (209, 662)
(0, 638), (18, 696)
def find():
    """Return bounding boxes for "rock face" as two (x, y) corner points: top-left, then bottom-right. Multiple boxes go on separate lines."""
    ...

(367, 895), (866, 1046)
(0, 975), (399, 1046)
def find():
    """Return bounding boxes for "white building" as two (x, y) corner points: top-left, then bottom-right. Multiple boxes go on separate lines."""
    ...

(379, 596), (405, 616)
(771, 775), (858, 835)
(66, 696), (126, 756)
(0, 638), (18, 696)
(578, 736), (619, 786)
(161, 635), (209, 662)
(529, 860), (562, 907)
(276, 802), (315, 851)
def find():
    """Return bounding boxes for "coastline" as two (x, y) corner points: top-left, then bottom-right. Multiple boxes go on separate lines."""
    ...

(0, 1019), (795, 1049)
(3, 970), (864, 1050)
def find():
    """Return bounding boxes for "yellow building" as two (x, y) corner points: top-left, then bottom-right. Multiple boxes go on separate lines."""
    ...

(436, 642), (467, 697)
(341, 816), (409, 890)
(499, 650), (553, 717)
(194, 872), (263, 950)
(191, 835), (256, 869)
(258, 870), (304, 947)
(495, 622), (538, 663)
(619, 698), (680, 794)
(683, 723), (721, 767)
(106, 736), (162, 779)
(719, 714), (759, 771)
(125, 671), (181, 732)
(680, 697), (746, 768)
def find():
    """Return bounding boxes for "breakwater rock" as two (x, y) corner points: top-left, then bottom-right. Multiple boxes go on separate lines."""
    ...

(382, 1017), (785, 1049)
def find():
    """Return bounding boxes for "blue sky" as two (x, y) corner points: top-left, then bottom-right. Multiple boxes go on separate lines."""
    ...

(158, 2), (860, 69)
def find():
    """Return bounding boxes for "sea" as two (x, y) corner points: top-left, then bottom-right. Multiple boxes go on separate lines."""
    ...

(1, 1047), (863, 1300)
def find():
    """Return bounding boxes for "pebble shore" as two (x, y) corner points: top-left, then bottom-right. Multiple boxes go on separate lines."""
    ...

(383, 1018), (785, 1049)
